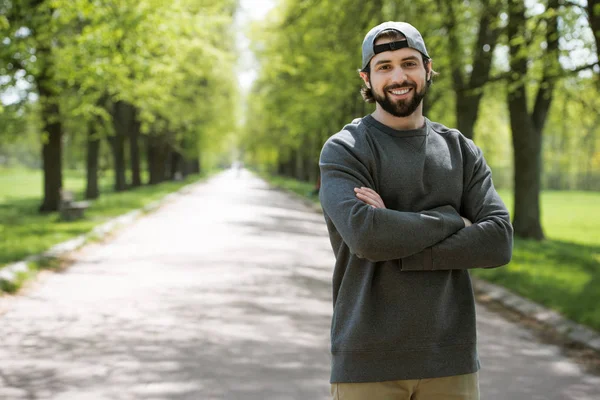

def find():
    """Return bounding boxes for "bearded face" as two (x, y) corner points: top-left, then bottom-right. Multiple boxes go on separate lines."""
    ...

(369, 77), (428, 118)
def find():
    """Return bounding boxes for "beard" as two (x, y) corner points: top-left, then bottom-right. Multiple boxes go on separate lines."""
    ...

(371, 80), (428, 118)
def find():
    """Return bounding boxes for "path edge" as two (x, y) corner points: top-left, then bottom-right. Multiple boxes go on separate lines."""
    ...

(0, 178), (207, 293)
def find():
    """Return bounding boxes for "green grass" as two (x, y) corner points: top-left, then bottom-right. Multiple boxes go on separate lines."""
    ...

(0, 167), (215, 272)
(266, 174), (600, 332)
(474, 190), (600, 331)
(497, 189), (600, 246)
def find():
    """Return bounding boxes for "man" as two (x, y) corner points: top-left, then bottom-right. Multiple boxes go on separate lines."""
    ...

(318, 21), (513, 400)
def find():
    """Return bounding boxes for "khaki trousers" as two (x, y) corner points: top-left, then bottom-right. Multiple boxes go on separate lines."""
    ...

(331, 372), (479, 400)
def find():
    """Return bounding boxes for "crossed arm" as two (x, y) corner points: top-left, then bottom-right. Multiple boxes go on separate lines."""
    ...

(319, 134), (513, 271)
(355, 187), (473, 227)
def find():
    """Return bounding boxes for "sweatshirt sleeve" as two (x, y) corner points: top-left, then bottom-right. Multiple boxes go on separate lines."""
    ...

(319, 131), (465, 262)
(401, 140), (513, 271)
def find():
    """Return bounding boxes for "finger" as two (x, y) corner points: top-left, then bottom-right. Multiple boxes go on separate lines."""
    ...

(356, 192), (383, 208)
(359, 187), (383, 198)
(359, 187), (379, 195)
(356, 190), (381, 205)
(356, 192), (376, 205)
(356, 192), (382, 208)
(355, 187), (380, 199)
(356, 188), (383, 205)
(358, 188), (384, 203)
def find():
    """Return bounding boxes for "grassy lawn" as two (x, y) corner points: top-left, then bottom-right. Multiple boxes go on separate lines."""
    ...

(264, 174), (600, 332)
(0, 167), (214, 270)
(473, 190), (600, 331)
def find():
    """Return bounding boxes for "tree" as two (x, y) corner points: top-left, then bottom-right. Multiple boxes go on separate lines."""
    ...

(438, 0), (503, 140)
(506, 0), (561, 240)
(2, 0), (239, 207)
(1, 0), (73, 211)
(587, 0), (600, 70)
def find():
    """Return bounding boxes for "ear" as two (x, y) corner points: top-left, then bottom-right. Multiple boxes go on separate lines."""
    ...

(359, 71), (370, 88)
(425, 59), (433, 81)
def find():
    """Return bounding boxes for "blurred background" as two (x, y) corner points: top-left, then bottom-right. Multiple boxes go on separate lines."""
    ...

(1, 0), (599, 334)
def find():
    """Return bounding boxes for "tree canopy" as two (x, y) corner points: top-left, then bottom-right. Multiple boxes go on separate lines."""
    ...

(240, 0), (600, 239)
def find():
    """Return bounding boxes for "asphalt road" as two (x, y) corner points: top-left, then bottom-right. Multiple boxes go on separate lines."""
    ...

(0, 169), (598, 399)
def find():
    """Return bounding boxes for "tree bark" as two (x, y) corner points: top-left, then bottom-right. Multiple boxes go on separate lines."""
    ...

(181, 159), (189, 178)
(109, 101), (129, 191)
(190, 158), (200, 174)
(85, 121), (101, 199)
(147, 134), (168, 184)
(169, 151), (182, 180)
(38, 77), (63, 212)
(506, 0), (561, 240)
(294, 148), (306, 181)
(307, 132), (319, 184)
(130, 106), (142, 188)
(277, 160), (286, 176)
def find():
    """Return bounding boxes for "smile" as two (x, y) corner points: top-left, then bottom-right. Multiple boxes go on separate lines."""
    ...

(389, 88), (412, 96)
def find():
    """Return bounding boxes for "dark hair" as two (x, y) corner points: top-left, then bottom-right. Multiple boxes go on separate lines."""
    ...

(359, 29), (437, 103)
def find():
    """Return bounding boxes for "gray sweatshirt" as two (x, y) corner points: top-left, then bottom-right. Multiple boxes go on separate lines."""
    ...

(319, 115), (513, 383)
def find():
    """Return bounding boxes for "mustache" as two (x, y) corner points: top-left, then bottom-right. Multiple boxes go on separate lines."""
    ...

(384, 83), (416, 91)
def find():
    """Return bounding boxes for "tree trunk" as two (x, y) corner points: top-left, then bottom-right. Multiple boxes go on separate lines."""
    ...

(307, 133), (319, 184)
(285, 152), (295, 178)
(507, 0), (551, 240)
(443, 0), (501, 140)
(85, 121), (101, 199)
(130, 106), (142, 188)
(146, 136), (155, 184)
(588, 0), (600, 70)
(190, 158), (200, 174)
(147, 134), (168, 184)
(181, 157), (191, 178)
(109, 101), (129, 191)
(277, 160), (286, 176)
(509, 106), (544, 240)
(295, 148), (306, 181)
(169, 151), (182, 180)
(38, 78), (63, 212)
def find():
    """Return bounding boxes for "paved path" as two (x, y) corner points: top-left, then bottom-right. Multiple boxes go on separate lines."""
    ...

(0, 170), (598, 400)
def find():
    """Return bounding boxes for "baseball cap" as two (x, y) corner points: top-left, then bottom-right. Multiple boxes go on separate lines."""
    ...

(361, 21), (430, 71)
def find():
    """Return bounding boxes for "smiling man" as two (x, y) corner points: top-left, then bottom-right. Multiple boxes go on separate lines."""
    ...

(318, 22), (514, 399)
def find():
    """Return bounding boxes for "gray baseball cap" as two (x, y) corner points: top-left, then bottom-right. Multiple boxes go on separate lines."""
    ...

(361, 21), (430, 71)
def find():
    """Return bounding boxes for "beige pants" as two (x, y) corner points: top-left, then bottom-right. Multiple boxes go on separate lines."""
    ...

(331, 372), (479, 400)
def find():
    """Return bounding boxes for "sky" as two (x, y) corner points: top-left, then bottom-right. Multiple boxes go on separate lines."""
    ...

(235, 0), (275, 91)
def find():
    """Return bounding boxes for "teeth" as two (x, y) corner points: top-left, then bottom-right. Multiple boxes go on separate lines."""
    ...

(391, 88), (410, 95)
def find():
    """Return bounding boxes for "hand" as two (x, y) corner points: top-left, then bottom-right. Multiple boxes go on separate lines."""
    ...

(462, 217), (473, 227)
(354, 187), (387, 209)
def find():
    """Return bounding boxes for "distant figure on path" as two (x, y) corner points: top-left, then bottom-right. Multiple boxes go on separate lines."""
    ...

(232, 160), (243, 177)
(318, 21), (514, 400)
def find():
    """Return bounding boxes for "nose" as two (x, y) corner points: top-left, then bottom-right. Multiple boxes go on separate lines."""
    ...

(391, 66), (408, 83)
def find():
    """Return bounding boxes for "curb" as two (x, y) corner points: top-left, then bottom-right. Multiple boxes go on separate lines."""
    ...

(472, 278), (600, 352)
(0, 180), (202, 291)
(274, 181), (600, 356)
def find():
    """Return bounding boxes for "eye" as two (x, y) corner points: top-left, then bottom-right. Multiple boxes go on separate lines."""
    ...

(377, 64), (391, 71)
(404, 61), (418, 68)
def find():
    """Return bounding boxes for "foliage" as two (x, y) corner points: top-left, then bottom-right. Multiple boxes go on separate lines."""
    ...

(1, 0), (239, 178)
(241, 0), (599, 193)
